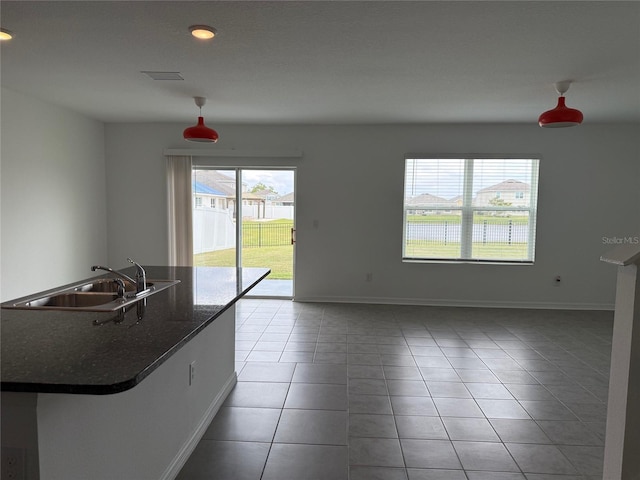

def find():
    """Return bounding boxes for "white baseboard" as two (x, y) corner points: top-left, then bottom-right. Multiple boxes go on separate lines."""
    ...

(162, 371), (238, 480)
(293, 295), (614, 311)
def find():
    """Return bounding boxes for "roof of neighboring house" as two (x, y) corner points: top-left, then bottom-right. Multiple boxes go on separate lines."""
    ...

(242, 192), (264, 201)
(252, 188), (279, 199)
(406, 193), (452, 207)
(193, 181), (226, 196)
(192, 170), (237, 196)
(277, 192), (294, 202)
(477, 179), (530, 193)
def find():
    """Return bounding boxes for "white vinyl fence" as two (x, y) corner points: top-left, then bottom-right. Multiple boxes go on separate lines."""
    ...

(243, 204), (294, 220)
(193, 209), (236, 254)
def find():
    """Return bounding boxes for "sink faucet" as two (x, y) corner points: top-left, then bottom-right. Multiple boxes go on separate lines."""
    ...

(91, 258), (147, 294)
(113, 278), (126, 299)
(126, 257), (147, 293)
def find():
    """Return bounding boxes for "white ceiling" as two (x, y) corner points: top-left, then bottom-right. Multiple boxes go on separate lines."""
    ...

(1, 1), (639, 124)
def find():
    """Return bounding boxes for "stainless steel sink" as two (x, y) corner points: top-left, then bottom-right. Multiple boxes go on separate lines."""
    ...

(25, 292), (118, 308)
(74, 278), (136, 293)
(2, 278), (180, 312)
(74, 278), (161, 294)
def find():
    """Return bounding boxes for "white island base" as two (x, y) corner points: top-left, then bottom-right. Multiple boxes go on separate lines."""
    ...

(1, 306), (236, 480)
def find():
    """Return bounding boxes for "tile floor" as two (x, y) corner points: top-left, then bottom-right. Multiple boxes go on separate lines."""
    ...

(176, 300), (613, 480)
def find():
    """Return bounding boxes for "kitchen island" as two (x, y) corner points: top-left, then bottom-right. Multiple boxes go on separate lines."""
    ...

(1, 266), (270, 480)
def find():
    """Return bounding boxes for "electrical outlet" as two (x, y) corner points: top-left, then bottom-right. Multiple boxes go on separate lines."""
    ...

(554, 275), (562, 286)
(189, 361), (196, 386)
(1, 447), (25, 480)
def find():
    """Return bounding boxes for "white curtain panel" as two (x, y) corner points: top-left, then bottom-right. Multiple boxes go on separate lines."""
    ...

(166, 155), (193, 266)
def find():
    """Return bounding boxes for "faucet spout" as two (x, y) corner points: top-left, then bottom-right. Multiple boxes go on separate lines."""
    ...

(127, 258), (147, 293)
(113, 278), (126, 299)
(91, 258), (147, 295)
(91, 265), (136, 286)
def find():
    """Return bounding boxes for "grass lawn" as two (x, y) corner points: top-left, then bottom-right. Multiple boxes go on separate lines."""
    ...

(405, 241), (529, 260)
(194, 245), (293, 279)
(194, 218), (294, 279)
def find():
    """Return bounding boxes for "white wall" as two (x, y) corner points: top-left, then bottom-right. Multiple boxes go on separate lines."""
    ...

(103, 124), (171, 269)
(0, 87), (636, 309)
(104, 122), (637, 309)
(0, 88), (107, 301)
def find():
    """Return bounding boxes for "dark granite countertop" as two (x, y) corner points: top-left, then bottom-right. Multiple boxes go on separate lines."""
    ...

(1, 266), (270, 395)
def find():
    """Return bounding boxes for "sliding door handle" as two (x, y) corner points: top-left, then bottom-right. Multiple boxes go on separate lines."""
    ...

(291, 228), (296, 245)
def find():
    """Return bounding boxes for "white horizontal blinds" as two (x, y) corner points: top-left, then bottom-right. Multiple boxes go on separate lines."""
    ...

(403, 159), (465, 259)
(403, 157), (539, 263)
(470, 159), (538, 262)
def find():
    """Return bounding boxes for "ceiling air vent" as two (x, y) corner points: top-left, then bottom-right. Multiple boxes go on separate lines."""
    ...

(141, 71), (184, 81)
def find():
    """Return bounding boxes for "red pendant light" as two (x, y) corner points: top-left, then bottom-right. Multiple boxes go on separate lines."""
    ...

(538, 81), (583, 128)
(183, 97), (219, 142)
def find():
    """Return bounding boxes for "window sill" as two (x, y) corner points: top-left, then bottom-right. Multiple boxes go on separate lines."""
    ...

(402, 258), (534, 266)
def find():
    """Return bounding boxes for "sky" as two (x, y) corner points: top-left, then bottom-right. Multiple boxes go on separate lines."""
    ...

(241, 170), (295, 195)
(202, 169), (295, 196)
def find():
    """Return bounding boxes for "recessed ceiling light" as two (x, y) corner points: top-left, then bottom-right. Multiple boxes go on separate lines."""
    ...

(0, 28), (14, 41)
(189, 25), (216, 40)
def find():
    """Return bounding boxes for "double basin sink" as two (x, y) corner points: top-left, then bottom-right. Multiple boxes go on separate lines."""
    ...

(2, 277), (180, 312)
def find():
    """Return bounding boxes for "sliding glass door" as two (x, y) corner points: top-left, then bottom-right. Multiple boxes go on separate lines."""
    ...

(192, 167), (295, 298)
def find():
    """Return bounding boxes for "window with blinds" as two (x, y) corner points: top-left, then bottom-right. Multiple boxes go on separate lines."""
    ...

(403, 157), (540, 263)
